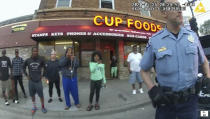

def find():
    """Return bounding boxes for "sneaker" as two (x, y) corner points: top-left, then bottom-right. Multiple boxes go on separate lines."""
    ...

(5, 101), (10, 106)
(86, 105), (93, 111)
(139, 88), (144, 94)
(64, 106), (70, 110)
(58, 98), (63, 102)
(41, 107), (47, 113)
(132, 90), (136, 95)
(31, 107), (38, 114)
(76, 104), (81, 108)
(95, 104), (100, 110)
(14, 100), (19, 104)
(48, 99), (53, 103)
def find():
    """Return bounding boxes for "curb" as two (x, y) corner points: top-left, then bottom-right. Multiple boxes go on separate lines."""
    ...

(0, 100), (151, 118)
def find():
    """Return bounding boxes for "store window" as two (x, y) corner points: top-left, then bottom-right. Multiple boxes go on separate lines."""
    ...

(100, 0), (115, 9)
(56, 0), (72, 8)
(38, 41), (55, 60)
(138, 0), (151, 17)
(55, 40), (79, 59)
(81, 40), (96, 67)
(81, 51), (94, 67)
(124, 42), (146, 66)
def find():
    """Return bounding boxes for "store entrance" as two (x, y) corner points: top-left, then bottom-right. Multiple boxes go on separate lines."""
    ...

(101, 40), (117, 79)
(38, 40), (79, 60)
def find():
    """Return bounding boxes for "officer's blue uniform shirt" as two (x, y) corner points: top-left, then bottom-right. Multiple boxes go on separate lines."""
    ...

(140, 27), (205, 91)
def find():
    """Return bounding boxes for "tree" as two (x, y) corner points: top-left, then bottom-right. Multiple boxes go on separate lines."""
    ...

(200, 20), (210, 36)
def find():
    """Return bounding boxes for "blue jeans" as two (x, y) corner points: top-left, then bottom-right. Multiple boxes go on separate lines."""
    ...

(155, 95), (198, 119)
(129, 72), (143, 84)
(62, 76), (79, 107)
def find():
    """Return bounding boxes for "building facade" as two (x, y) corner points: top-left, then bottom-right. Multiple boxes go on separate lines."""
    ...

(0, 0), (165, 80)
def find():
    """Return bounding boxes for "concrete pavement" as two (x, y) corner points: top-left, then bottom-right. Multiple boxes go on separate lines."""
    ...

(0, 79), (152, 119)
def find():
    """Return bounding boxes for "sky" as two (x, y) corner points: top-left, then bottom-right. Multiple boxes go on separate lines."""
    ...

(0, 0), (41, 22)
(0, 0), (209, 27)
(180, 0), (210, 27)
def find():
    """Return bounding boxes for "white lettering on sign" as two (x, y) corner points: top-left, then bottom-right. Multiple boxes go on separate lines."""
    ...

(109, 29), (130, 33)
(93, 32), (124, 37)
(67, 32), (86, 36)
(51, 32), (63, 36)
(32, 33), (48, 37)
(200, 110), (208, 117)
(87, 32), (92, 35)
(126, 34), (147, 39)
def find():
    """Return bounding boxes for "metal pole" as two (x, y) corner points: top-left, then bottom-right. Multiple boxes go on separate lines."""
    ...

(187, 0), (199, 36)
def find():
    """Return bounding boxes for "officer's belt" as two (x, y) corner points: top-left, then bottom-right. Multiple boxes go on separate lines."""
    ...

(161, 86), (196, 104)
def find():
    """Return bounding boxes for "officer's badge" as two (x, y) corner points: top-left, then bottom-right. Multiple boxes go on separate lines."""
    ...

(158, 47), (167, 52)
(188, 35), (194, 43)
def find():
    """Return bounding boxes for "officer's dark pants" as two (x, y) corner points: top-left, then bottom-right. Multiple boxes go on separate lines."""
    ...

(155, 95), (198, 119)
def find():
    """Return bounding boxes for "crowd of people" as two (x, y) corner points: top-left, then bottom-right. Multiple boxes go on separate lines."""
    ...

(0, 45), (145, 115)
(1, 0), (210, 118)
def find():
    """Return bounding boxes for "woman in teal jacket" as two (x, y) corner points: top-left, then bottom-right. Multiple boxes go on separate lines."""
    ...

(87, 51), (106, 111)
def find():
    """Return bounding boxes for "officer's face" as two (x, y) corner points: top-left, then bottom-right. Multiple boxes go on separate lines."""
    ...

(163, 0), (183, 26)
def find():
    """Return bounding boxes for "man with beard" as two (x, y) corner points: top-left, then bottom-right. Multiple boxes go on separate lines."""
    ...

(140, 0), (210, 119)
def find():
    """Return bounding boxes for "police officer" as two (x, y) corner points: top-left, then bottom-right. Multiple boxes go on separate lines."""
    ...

(140, 0), (210, 119)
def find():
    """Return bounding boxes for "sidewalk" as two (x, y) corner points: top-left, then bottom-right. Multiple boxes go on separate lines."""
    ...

(0, 79), (151, 119)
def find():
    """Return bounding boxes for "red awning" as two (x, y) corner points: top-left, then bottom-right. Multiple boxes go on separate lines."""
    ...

(31, 25), (156, 40)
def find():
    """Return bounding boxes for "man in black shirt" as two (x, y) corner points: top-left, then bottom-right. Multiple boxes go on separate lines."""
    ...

(23, 47), (47, 114)
(0, 50), (11, 106)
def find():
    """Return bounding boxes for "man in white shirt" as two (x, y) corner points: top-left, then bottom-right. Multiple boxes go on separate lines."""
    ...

(127, 45), (143, 94)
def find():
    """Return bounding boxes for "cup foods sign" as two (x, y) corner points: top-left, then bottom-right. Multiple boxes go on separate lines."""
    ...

(93, 16), (162, 32)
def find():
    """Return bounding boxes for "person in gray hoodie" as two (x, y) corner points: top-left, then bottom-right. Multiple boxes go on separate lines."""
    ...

(59, 46), (80, 110)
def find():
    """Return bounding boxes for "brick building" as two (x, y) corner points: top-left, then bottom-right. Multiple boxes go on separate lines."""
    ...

(0, 0), (165, 80)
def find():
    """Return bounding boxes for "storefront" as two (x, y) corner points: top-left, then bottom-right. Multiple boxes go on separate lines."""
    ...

(31, 16), (163, 79)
